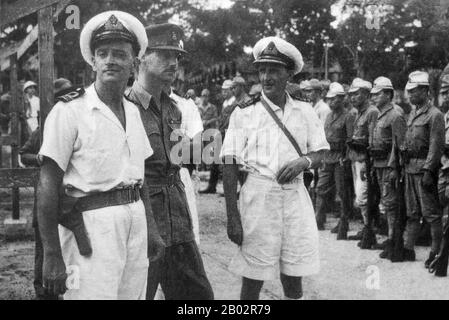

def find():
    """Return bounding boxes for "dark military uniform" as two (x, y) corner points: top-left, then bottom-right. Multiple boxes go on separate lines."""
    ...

(438, 111), (449, 207)
(316, 108), (355, 235)
(348, 103), (379, 225)
(370, 103), (406, 241)
(402, 102), (444, 254)
(127, 83), (213, 300)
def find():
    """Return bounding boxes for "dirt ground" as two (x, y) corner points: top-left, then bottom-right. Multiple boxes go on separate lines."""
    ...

(1, 181), (449, 300)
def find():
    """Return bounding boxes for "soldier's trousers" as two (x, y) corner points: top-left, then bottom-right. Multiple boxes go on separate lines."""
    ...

(352, 161), (369, 225)
(316, 162), (351, 224)
(438, 170), (449, 207)
(404, 173), (443, 253)
(375, 168), (398, 240)
(146, 241), (214, 300)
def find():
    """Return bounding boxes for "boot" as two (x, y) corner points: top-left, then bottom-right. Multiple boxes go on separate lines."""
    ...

(199, 186), (216, 194)
(402, 248), (416, 261)
(358, 226), (377, 249)
(372, 239), (389, 250)
(424, 251), (437, 269)
(348, 230), (363, 241)
(375, 218), (388, 236)
(331, 224), (339, 234)
(379, 240), (392, 259)
(337, 219), (349, 240)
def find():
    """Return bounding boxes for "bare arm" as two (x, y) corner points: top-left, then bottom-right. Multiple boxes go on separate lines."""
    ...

(36, 157), (67, 296)
(223, 158), (243, 246)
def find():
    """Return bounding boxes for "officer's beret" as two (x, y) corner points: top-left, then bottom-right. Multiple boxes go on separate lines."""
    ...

(326, 82), (345, 98)
(371, 76), (394, 94)
(348, 78), (372, 93)
(80, 11), (148, 66)
(252, 37), (304, 75)
(405, 71), (429, 91)
(440, 74), (449, 94)
(145, 23), (187, 54)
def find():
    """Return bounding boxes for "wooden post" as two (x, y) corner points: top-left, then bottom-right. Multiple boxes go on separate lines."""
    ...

(38, 6), (54, 138)
(9, 54), (20, 220)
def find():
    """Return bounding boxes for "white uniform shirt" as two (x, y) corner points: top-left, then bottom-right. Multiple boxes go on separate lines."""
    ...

(313, 99), (331, 125)
(170, 91), (204, 138)
(39, 84), (153, 197)
(220, 91), (329, 179)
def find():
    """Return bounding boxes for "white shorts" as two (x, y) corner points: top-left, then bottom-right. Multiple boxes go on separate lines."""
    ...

(229, 173), (320, 281)
(59, 200), (149, 300)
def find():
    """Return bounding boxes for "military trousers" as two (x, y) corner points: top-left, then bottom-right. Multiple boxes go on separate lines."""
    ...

(404, 172), (443, 253)
(316, 162), (352, 224)
(375, 167), (399, 240)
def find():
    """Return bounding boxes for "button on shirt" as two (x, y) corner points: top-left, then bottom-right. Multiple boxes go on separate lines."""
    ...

(404, 102), (444, 174)
(220, 92), (329, 179)
(39, 84), (153, 197)
(370, 103), (406, 169)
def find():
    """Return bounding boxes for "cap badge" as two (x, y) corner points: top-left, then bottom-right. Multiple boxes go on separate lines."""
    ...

(104, 14), (124, 31)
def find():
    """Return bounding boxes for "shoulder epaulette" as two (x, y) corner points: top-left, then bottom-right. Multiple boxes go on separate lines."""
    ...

(236, 94), (261, 109)
(56, 87), (85, 103)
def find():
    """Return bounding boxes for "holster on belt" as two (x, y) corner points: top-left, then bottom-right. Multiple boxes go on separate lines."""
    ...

(58, 185), (141, 257)
(347, 139), (368, 153)
(59, 191), (93, 257)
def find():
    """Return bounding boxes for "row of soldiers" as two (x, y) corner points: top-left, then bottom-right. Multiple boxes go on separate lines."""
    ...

(305, 71), (449, 274)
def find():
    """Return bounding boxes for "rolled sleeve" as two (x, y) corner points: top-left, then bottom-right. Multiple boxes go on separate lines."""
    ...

(306, 108), (330, 153)
(39, 103), (77, 172)
(220, 108), (247, 160)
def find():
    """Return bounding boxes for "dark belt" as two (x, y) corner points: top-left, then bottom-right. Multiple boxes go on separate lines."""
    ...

(72, 185), (141, 212)
(347, 140), (368, 152)
(369, 147), (391, 160)
(329, 141), (346, 151)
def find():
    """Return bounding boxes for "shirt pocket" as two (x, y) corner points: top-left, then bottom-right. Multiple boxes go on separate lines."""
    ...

(411, 122), (429, 150)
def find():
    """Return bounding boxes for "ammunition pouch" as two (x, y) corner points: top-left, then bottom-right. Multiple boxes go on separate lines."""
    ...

(401, 148), (429, 164)
(329, 141), (346, 152)
(347, 140), (368, 153)
(369, 146), (391, 160)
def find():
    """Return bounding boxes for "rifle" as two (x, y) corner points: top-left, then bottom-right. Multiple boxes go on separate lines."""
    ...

(358, 148), (379, 249)
(390, 166), (407, 262)
(429, 219), (449, 276)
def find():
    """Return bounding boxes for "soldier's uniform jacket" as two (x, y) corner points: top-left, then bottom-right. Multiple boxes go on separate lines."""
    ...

(348, 103), (379, 162)
(126, 82), (194, 246)
(441, 111), (449, 171)
(323, 108), (355, 164)
(370, 103), (406, 169)
(403, 102), (445, 174)
(219, 94), (250, 135)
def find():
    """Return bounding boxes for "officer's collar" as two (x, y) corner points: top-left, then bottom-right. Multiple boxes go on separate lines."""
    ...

(415, 101), (432, 116)
(261, 90), (295, 111)
(131, 81), (152, 110)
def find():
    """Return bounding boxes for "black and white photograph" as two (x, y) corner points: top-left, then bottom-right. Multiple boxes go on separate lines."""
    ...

(1, 0), (449, 302)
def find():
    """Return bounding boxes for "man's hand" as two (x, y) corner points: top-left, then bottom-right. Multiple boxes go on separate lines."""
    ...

(227, 214), (243, 246)
(276, 157), (309, 184)
(422, 170), (435, 191)
(42, 253), (67, 297)
(148, 233), (165, 262)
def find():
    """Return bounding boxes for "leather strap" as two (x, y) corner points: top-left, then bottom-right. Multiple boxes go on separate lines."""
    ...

(73, 185), (141, 212)
(260, 96), (304, 157)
